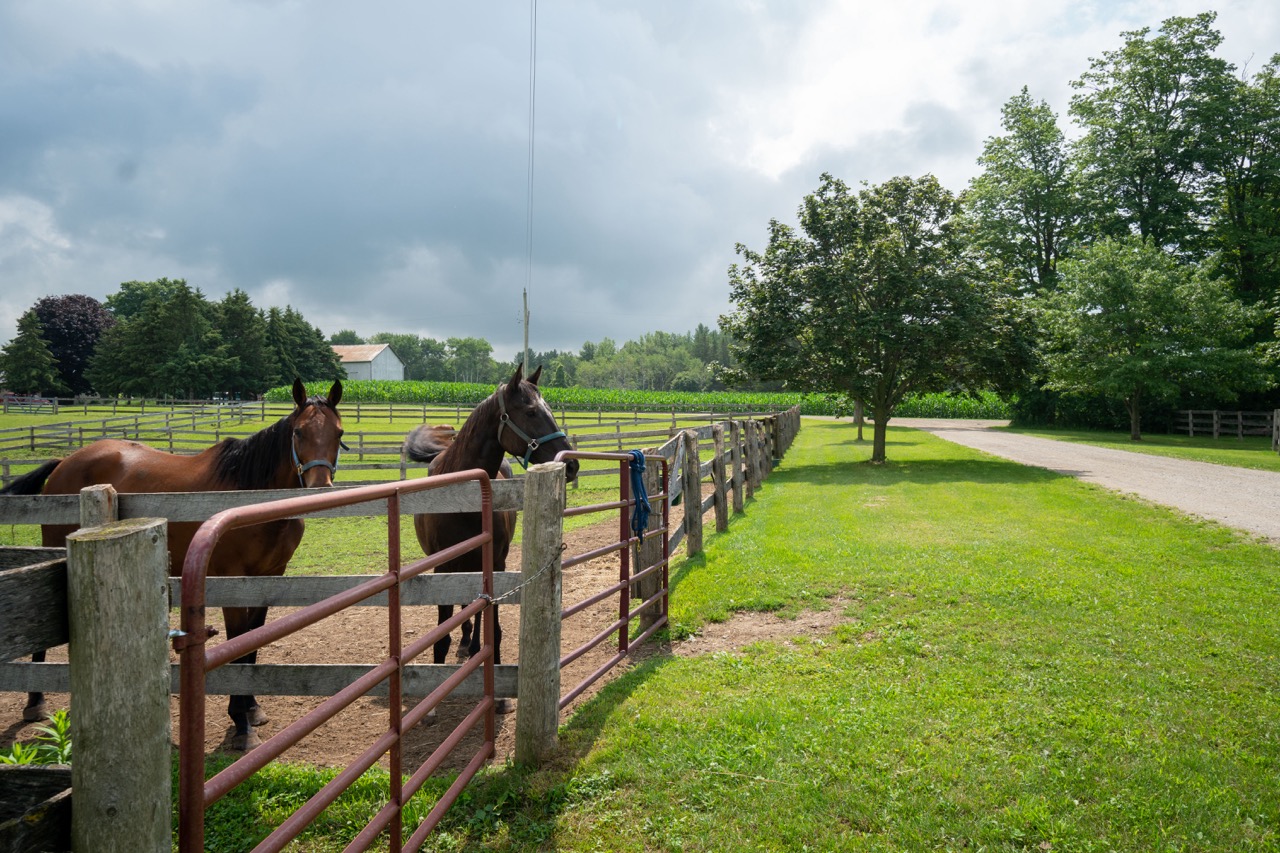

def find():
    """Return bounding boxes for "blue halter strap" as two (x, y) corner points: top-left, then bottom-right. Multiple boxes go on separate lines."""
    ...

(291, 435), (346, 486)
(496, 382), (567, 470)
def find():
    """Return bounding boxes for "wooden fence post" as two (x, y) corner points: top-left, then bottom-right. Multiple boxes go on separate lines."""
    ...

(67, 516), (170, 853)
(636, 449), (664, 631)
(711, 424), (728, 533)
(762, 417), (775, 477)
(682, 430), (702, 557)
(80, 484), (119, 528)
(744, 420), (759, 498)
(515, 461), (566, 767)
(730, 420), (744, 514)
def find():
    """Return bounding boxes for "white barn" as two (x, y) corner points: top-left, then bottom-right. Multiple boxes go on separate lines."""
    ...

(331, 344), (405, 381)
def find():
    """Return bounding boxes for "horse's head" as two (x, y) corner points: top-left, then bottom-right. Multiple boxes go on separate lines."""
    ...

(290, 377), (346, 488)
(496, 365), (579, 482)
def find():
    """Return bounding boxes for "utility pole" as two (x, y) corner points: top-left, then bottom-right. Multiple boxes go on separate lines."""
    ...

(522, 288), (530, 375)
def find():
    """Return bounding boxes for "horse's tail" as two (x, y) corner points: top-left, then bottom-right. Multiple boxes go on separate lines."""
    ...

(0, 459), (61, 495)
(404, 424), (455, 464)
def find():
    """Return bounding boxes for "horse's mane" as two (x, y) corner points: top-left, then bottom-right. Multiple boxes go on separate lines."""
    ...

(419, 391), (504, 476)
(212, 398), (329, 490)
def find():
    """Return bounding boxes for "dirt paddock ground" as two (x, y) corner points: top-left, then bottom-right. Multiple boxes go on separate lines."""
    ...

(3, 484), (821, 773)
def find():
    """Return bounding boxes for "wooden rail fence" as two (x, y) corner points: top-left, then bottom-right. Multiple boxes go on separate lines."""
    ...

(1, 406), (798, 487)
(0, 406), (801, 850)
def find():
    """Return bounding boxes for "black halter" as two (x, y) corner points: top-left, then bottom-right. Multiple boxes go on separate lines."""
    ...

(496, 383), (566, 470)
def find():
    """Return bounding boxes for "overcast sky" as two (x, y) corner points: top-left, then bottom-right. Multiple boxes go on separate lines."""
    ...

(2, 2), (1279, 359)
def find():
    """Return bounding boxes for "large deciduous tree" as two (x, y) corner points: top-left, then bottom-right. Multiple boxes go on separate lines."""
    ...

(1069, 12), (1236, 254)
(31, 294), (114, 395)
(0, 310), (62, 395)
(963, 87), (1079, 293)
(1213, 56), (1280, 310)
(1037, 236), (1269, 440)
(446, 337), (495, 384)
(724, 173), (1006, 462)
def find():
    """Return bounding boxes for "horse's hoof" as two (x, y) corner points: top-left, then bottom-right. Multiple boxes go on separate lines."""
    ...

(494, 698), (515, 715)
(22, 702), (46, 723)
(247, 705), (269, 727)
(231, 730), (262, 751)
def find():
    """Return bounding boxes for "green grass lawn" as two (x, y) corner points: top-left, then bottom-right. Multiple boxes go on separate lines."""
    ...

(181, 420), (1280, 851)
(1001, 424), (1280, 472)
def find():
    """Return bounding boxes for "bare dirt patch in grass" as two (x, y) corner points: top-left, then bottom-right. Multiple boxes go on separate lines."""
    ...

(671, 598), (853, 657)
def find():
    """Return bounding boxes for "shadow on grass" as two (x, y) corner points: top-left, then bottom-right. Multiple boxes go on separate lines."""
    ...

(430, 645), (677, 848)
(776, 455), (1066, 488)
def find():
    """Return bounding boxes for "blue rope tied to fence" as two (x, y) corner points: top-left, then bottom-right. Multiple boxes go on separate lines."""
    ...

(628, 449), (651, 536)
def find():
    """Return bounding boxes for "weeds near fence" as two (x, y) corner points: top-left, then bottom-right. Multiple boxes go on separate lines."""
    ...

(0, 708), (72, 765)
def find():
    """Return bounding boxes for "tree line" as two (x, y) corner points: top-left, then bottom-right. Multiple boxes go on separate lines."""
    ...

(0, 280), (344, 399)
(330, 323), (746, 392)
(723, 12), (1280, 460)
(0, 277), (749, 399)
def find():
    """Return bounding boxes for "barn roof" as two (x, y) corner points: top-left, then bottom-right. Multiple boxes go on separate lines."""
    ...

(331, 344), (396, 364)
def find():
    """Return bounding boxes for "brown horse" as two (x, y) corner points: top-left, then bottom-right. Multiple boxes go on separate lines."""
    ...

(404, 365), (577, 707)
(1, 378), (344, 750)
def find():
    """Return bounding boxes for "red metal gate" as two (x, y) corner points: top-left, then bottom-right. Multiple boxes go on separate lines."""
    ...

(554, 450), (670, 707)
(176, 470), (496, 853)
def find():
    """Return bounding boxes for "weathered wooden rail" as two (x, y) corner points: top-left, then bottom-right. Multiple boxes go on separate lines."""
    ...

(1173, 409), (1274, 440)
(1, 406), (797, 486)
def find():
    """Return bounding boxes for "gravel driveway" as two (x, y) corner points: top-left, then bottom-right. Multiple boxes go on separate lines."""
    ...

(893, 418), (1280, 544)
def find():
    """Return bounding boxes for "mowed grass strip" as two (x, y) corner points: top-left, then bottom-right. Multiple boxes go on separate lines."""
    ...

(450, 420), (1277, 852)
(1003, 425), (1280, 473)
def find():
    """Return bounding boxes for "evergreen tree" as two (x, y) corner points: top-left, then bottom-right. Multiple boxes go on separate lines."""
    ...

(215, 289), (274, 397)
(0, 310), (62, 395)
(265, 307), (343, 386)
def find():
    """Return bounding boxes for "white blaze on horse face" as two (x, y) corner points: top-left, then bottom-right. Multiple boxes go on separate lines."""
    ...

(536, 395), (554, 423)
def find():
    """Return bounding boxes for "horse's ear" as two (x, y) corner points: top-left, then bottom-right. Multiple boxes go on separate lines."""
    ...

(528, 365), (542, 386)
(327, 380), (343, 409)
(292, 378), (307, 409)
(507, 363), (524, 388)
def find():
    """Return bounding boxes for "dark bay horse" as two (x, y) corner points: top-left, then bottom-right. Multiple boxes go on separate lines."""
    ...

(404, 365), (578, 708)
(0, 378), (344, 750)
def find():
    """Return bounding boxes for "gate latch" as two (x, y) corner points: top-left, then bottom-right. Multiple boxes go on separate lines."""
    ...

(170, 625), (220, 652)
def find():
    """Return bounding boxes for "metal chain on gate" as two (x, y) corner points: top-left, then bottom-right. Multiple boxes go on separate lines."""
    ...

(478, 542), (567, 607)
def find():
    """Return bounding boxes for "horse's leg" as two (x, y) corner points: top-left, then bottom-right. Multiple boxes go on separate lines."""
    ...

(459, 606), (473, 658)
(22, 650), (47, 722)
(434, 604), (454, 664)
(223, 605), (269, 750)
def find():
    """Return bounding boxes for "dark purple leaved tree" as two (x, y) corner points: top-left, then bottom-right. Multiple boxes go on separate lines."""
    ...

(32, 294), (115, 396)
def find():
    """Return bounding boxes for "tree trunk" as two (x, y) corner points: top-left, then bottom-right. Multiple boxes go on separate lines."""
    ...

(871, 414), (890, 463)
(854, 399), (865, 441)
(1125, 392), (1143, 441)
